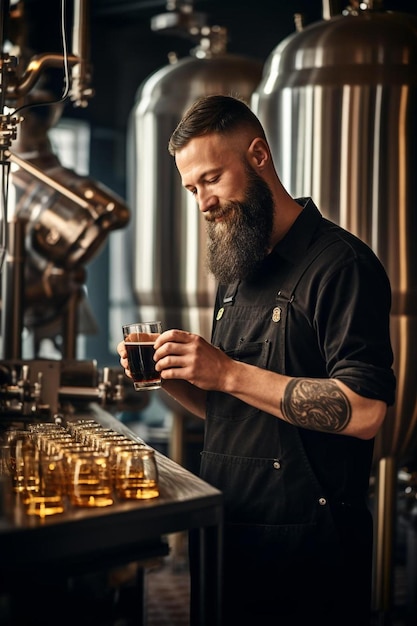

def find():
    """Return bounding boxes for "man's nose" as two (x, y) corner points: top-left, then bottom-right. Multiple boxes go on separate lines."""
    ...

(197, 190), (217, 213)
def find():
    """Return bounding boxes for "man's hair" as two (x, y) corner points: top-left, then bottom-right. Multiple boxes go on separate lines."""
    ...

(168, 94), (266, 156)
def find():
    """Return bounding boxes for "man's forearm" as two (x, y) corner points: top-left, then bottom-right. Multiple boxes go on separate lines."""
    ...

(281, 378), (351, 433)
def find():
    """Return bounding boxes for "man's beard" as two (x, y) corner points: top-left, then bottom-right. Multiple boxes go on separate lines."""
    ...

(206, 167), (274, 284)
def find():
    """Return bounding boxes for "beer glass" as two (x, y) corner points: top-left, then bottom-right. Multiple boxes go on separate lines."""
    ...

(24, 452), (66, 517)
(67, 450), (114, 507)
(122, 321), (162, 391)
(114, 446), (159, 500)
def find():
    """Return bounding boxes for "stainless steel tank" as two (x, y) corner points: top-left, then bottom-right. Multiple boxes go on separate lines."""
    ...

(252, 2), (417, 467)
(110, 28), (262, 347)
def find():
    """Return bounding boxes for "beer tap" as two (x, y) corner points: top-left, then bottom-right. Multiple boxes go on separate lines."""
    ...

(0, 362), (44, 416)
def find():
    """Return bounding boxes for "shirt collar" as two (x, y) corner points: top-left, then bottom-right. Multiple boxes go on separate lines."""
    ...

(271, 197), (323, 263)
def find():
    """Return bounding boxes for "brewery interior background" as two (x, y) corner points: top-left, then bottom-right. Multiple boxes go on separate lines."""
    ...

(17, 0), (417, 363)
(2, 1), (417, 625)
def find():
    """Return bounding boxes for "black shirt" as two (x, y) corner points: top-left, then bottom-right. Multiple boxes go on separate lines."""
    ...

(213, 198), (396, 499)
(216, 197), (395, 402)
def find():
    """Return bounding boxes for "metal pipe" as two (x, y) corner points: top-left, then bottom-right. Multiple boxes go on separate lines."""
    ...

(6, 150), (92, 209)
(61, 289), (79, 359)
(9, 53), (80, 98)
(373, 456), (397, 615)
(322, 1), (345, 19)
(71, 0), (94, 107)
(0, 216), (26, 359)
(0, 0), (11, 110)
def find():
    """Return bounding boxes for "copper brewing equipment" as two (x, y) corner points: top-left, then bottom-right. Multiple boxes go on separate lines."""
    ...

(251, 0), (417, 617)
(0, 0), (130, 360)
(8, 137), (130, 336)
(0, 0), (139, 421)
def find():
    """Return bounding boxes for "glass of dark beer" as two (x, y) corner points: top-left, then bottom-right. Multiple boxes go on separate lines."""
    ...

(122, 321), (162, 391)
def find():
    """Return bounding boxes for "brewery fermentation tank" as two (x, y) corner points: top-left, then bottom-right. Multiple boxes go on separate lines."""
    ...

(251, 4), (417, 466)
(115, 44), (262, 344)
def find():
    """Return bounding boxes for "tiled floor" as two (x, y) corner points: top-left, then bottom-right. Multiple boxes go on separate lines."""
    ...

(145, 556), (190, 626)
(144, 555), (412, 626)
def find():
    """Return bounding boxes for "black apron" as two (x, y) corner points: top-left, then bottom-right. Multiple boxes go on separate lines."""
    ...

(191, 233), (373, 625)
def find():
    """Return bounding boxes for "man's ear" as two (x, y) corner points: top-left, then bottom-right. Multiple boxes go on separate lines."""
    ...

(248, 137), (269, 169)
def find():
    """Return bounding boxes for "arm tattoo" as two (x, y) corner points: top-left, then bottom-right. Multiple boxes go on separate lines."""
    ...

(281, 378), (351, 433)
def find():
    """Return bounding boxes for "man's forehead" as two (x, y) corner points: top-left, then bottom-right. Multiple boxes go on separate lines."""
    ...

(176, 132), (243, 165)
(176, 134), (237, 177)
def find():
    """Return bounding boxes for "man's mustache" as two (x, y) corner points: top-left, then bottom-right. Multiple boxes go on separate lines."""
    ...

(205, 204), (235, 223)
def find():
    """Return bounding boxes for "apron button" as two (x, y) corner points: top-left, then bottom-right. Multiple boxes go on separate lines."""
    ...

(318, 497), (327, 506)
(273, 460), (281, 469)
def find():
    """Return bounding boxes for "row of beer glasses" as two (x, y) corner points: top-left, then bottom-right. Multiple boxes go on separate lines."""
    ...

(0, 419), (160, 518)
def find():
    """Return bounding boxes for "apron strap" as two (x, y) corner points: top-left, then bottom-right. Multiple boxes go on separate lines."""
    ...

(277, 228), (339, 302)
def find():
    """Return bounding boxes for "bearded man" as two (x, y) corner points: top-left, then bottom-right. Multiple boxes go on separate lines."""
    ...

(118, 95), (396, 626)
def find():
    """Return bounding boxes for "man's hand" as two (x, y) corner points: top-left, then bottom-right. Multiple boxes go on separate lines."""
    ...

(154, 329), (228, 391)
(117, 340), (132, 379)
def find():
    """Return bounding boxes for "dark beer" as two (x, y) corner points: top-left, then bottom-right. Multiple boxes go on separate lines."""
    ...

(125, 341), (160, 390)
(122, 322), (162, 391)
